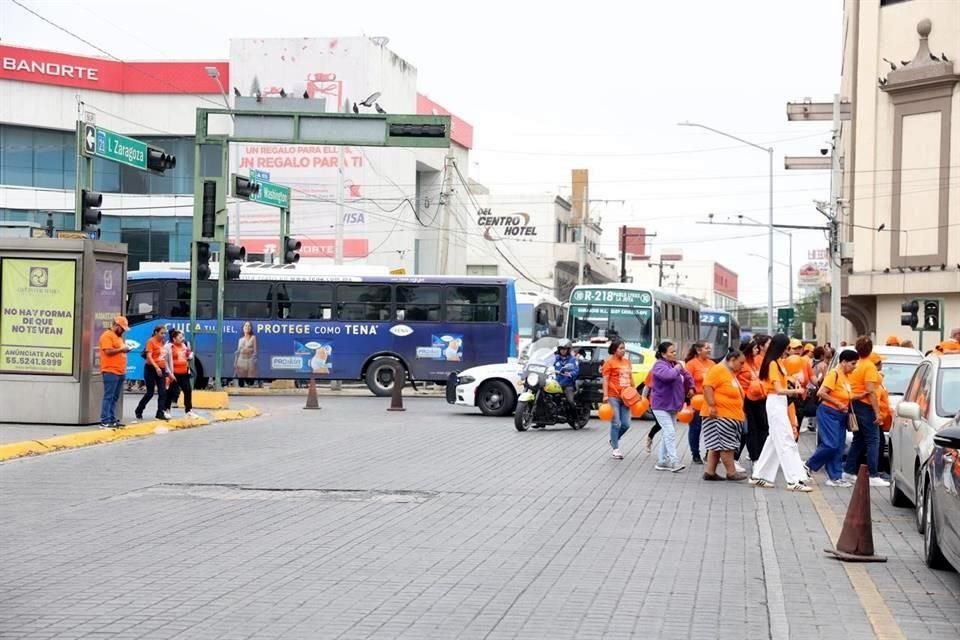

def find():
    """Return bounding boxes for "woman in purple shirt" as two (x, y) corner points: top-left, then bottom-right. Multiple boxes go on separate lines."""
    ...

(650, 340), (694, 473)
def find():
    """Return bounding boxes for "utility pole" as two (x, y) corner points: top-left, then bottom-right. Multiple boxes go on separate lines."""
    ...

(648, 259), (675, 288)
(829, 93), (842, 348)
(619, 227), (657, 283)
(578, 182), (589, 285)
(334, 144), (345, 265)
(437, 155), (454, 274)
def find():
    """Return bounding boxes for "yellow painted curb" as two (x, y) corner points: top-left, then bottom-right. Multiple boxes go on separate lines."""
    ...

(185, 390), (230, 409)
(0, 406), (261, 463)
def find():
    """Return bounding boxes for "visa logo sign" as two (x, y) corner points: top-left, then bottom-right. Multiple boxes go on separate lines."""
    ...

(344, 212), (366, 225)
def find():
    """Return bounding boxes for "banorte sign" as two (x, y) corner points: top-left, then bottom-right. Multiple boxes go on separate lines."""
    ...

(477, 208), (537, 240)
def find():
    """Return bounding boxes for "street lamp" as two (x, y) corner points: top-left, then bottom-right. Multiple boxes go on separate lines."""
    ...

(204, 66), (231, 111)
(679, 121), (774, 336)
(740, 214), (792, 309)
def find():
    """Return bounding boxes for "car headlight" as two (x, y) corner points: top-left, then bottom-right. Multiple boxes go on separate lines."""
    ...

(458, 375), (475, 385)
(526, 372), (539, 387)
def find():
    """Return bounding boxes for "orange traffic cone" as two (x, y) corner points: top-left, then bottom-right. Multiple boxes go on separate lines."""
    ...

(304, 374), (321, 410)
(824, 464), (887, 562)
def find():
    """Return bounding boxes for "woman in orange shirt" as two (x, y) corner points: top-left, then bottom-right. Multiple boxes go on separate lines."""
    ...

(683, 341), (712, 465)
(601, 339), (635, 460)
(701, 349), (748, 481)
(743, 335), (771, 463)
(751, 334), (812, 492)
(805, 349), (858, 486)
(134, 324), (174, 421)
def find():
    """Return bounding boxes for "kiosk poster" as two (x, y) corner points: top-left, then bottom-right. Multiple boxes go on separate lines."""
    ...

(0, 258), (76, 375)
(92, 262), (124, 371)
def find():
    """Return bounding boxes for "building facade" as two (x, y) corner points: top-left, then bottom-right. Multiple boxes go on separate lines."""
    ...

(839, 0), (960, 344)
(626, 255), (740, 311)
(0, 40), (474, 274)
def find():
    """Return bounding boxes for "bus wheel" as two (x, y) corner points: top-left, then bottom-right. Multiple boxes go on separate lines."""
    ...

(366, 357), (402, 397)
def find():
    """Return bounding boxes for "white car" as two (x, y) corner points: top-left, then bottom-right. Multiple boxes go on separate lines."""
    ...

(889, 353), (960, 535)
(446, 337), (648, 417)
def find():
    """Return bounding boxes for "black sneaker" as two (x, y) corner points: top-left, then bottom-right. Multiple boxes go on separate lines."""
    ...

(155, 414), (168, 421)
(134, 412), (143, 421)
(111, 421), (125, 428)
(692, 456), (704, 465)
(98, 421), (113, 429)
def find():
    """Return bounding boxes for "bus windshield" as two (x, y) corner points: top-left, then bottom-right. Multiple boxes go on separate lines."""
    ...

(699, 312), (731, 356)
(568, 304), (652, 348)
(517, 303), (534, 337)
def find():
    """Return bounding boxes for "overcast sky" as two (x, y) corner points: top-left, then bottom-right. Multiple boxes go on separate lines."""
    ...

(1, 0), (841, 306)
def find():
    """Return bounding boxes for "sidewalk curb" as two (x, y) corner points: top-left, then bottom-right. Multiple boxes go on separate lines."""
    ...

(0, 406), (262, 462)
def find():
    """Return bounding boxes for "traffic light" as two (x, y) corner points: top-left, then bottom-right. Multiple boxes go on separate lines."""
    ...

(923, 300), (940, 331)
(224, 243), (246, 280)
(146, 147), (176, 173)
(282, 236), (302, 264)
(900, 299), (919, 329)
(195, 242), (211, 280)
(80, 189), (102, 236)
(233, 175), (260, 200)
(201, 181), (216, 239)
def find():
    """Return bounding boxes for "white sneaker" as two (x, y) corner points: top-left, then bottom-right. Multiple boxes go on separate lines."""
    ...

(670, 464), (686, 473)
(826, 479), (853, 488)
(734, 462), (746, 474)
(186, 411), (200, 419)
(611, 449), (623, 459)
(654, 463), (672, 471)
(869, 477), (891, 488)
(163, 411), (172, 420)
(786, 482), (813, 493)
(842, 472), (858, 483)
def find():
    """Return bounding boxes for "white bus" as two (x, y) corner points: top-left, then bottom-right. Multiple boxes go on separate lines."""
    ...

(565, 283), (700, 378)
(516, 291), (564, 356)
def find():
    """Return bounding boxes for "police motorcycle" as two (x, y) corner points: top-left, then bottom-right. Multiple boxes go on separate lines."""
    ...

(514, 341), (595, 432)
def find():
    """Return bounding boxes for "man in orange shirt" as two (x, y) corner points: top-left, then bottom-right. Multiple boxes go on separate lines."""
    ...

(99, 316), (132, 428)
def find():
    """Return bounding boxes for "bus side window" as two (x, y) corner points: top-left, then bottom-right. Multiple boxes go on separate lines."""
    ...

(164, 280), (216, 320)
(337, 284), (392, 322)
(396, 285), (441, 322)
(446, 286), (501, 322)
(126, 282), (159, 325)
(223, 282), (274, 319)
(276, 283), (333, 320)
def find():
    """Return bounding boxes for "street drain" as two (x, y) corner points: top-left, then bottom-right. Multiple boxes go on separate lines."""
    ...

(130, 483), (434, 503)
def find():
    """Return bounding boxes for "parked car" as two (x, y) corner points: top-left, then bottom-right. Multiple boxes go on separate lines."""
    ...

(832, 345), (922, 468)
(446, 337), (647, 417)
(918, 423), (960, 570)
(889, 353), (960, 535)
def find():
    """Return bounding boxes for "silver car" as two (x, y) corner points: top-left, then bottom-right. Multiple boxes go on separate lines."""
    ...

(889, 353), (960, 535)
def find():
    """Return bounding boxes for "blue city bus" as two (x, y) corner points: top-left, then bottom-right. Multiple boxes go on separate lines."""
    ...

(124, 264), (519, 396)
(699, 308), (741, 360)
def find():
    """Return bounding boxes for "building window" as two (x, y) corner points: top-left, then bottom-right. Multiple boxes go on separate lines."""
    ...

(466, 265), (498, 276)
(0, 125), (195, 194)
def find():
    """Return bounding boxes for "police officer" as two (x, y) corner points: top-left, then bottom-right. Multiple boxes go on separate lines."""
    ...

(553, 339), (580, 410)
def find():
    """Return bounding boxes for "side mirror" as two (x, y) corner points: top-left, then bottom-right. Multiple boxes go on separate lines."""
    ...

(896, 401), (921, 421)
(933, 425), (960, 449)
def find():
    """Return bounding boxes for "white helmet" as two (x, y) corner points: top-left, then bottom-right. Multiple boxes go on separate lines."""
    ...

(557, 339), (572, 350)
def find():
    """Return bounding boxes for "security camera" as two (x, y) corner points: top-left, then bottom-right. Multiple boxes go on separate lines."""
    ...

(820, 147), (829, 156)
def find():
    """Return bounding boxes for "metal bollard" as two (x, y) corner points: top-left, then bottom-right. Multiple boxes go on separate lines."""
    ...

(387, 362), (406, 412)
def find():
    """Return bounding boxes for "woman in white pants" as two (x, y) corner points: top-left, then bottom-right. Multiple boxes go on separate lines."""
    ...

(750, 333), (812, 492)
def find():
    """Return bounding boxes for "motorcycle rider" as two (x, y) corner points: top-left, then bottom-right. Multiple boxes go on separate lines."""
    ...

(553, 339), (580, 412)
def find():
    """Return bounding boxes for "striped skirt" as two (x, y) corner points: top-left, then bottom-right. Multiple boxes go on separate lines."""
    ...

(702, 417), (744, 452)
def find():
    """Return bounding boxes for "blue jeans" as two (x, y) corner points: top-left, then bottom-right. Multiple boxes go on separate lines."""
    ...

(609, 398), (631, 449)
(652, 409), (679, 466)
(844, 402), (880, 477)
(688, 412), (703, 460)
(100, 373), (124, 424)
(807, 404), (845, 481)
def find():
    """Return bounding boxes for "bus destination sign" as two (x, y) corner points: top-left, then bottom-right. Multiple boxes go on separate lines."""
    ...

(570, 288), (652, 306)
(700, 313), (729, 325)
